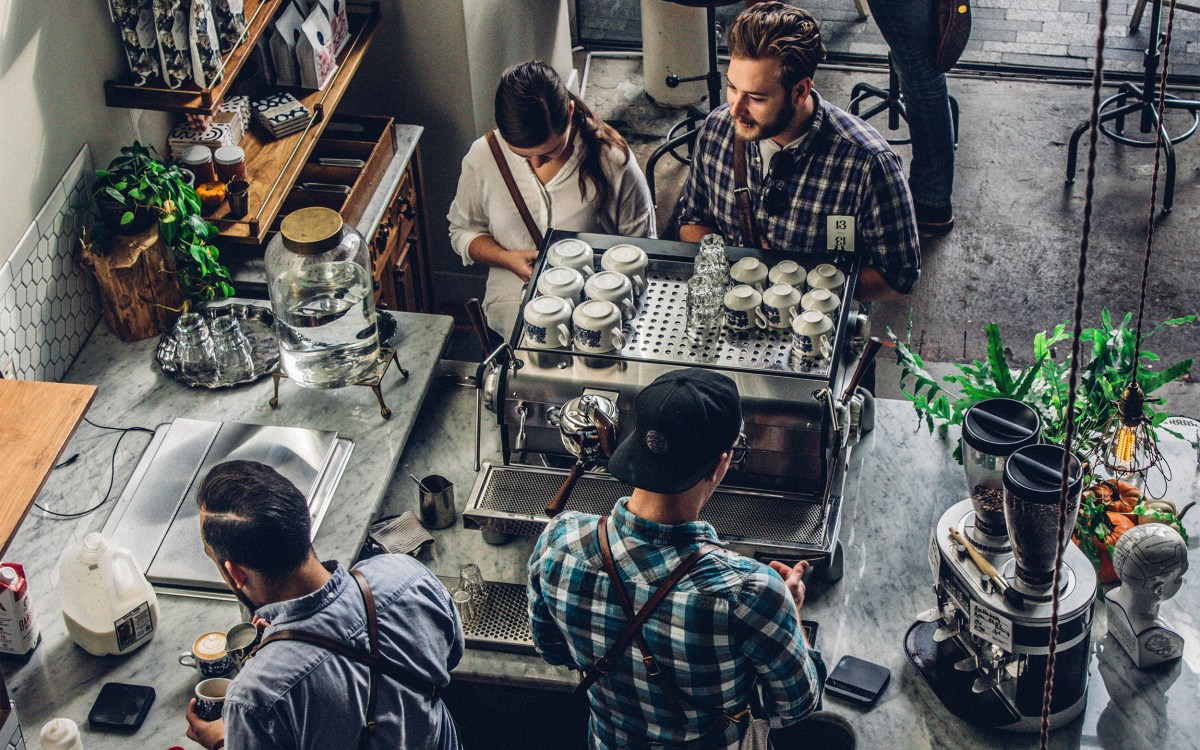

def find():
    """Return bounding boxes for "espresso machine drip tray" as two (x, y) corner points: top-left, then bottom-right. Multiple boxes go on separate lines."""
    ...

(101, 417), (353, 596)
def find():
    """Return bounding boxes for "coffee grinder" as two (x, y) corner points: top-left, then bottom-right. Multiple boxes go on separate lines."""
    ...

(907, 404), (1098, 732)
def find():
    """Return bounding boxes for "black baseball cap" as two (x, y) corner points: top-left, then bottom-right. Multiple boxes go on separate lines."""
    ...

(608, 368), (743, 495)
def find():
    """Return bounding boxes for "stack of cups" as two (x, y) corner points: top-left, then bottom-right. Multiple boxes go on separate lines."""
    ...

(694, 234), (730, 289)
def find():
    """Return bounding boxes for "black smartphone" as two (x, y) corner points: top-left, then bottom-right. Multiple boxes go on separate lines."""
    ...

(801, 619), (819, 648)
(88, 682), (156, 731)
(824, 654), (890, 706)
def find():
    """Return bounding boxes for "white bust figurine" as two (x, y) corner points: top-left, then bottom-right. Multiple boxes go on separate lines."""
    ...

(1106, 523), (1189, 668)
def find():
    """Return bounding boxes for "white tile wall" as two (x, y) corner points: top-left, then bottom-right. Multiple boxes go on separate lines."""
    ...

(0, 145), (102, 382)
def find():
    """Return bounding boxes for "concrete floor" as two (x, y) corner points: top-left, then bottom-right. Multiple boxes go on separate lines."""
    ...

(582, 54), (1199, 418)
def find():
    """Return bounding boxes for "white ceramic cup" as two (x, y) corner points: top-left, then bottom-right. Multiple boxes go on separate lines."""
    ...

(546, 238), (595, 278)
(768, 260), (807, 289)
(584, 271), (636, 321)
(806, 263), (846, 296)
(801, 287), (841, 318)
(792, 310), (835, 362)
(600, 244), (648, 298)
(536, 266), (585, 306)
(723, 285), (766, 331)
(572, 299), (626, 353)
(760, 283), (803, 330)
(523, 296), (573, 349)
(730, 257), (769, 290)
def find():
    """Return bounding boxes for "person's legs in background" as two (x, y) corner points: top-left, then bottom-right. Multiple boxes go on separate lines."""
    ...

(864, 0), (956, 235)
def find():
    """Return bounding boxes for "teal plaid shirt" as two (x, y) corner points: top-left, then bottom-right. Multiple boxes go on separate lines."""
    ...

(528, 498), (824, 749)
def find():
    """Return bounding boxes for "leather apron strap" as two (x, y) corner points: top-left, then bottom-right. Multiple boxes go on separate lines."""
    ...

(485, 130), (546, 250)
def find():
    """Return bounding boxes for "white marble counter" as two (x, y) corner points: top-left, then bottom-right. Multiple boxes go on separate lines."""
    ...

(383, 379), (1200, 750)
(1, 310), (451, 748)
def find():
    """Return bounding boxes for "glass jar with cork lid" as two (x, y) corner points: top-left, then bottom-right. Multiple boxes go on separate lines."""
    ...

(265, 207), (379, 388)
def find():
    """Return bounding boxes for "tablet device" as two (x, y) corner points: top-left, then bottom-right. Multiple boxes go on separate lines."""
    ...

(824, 655), (890, 706)
(88, 682), (155, 732)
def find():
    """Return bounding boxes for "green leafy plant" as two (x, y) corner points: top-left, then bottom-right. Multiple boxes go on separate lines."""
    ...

(86, 142), (233, 302)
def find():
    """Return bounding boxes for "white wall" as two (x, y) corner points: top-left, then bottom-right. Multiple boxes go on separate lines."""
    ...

(0, 0), (168, 264)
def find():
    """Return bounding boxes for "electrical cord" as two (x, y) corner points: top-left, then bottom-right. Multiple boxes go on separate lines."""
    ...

(35, 417), (155, 519)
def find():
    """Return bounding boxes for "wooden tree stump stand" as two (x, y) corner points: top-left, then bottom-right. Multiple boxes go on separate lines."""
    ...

(80, 226), (186, 341)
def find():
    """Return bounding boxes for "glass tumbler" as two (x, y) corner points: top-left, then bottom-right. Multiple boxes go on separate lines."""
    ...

(211, 316), (255, 382)
(175, 312), (215, 378)
(452, 589), (478, 627)
(685, 275), (723, 341)
(459, 563), (486, 603)
(694, 242), (730, 290)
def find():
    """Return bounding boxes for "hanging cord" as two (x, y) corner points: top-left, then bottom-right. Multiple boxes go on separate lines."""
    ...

(1131, 0), (1181, 375)
(1040, 0), (1108, 744)
(34, 417), (154, 520)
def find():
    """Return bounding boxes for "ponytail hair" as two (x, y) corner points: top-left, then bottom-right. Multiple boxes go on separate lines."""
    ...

(495, 60), (630, 209)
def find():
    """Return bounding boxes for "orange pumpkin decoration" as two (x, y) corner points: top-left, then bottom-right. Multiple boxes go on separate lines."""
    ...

(1089, 479), (1142, 514)
(1096, 512), (1136, 583)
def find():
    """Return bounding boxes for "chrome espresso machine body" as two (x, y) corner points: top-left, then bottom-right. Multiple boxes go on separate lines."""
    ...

(465, 231), (871, 570)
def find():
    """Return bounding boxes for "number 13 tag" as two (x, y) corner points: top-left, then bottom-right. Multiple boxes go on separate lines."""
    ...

(827, 215), (856, 253)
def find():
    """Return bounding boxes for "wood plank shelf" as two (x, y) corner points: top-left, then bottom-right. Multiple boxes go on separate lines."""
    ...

(104, 0), (285, 115)
(210, 3), (382, 245)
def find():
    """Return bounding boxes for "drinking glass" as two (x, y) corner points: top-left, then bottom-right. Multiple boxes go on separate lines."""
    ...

(175, 313), (215, 378)
(694, 234), (730, 289)
(458, 563), (486, 602)
(452, 589), (478, 626)
(686, 275), (723, 341)
(210, 316), (254, 382)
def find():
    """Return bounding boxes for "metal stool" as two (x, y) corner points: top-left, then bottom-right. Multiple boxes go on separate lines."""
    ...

(848, 53), (960, 147)
(644, 0), (741, 206)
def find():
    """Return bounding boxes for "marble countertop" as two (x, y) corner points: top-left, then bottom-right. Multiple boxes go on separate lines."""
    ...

(1, 309), (451, 747)
(382, 374), (1200, 750)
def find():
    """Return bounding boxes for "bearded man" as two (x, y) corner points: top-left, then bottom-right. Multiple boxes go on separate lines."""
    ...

(677, 1), (921, 301)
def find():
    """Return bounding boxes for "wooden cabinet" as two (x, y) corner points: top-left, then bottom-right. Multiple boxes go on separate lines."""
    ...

(370, 148), (434, 313)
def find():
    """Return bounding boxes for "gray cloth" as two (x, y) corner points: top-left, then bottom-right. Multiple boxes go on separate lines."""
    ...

(225, 556), (464, 750)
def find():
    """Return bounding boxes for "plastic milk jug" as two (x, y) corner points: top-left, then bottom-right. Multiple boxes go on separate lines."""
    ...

(0, 563), (40, 656)
(59, 533), (159, 656)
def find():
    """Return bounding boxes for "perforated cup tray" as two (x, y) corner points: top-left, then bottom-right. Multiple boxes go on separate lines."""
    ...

(520, 260), (831, 377)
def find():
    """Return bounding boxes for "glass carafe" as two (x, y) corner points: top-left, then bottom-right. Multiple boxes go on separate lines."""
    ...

(962, 399), (1040, 539)
(265, 207), (379, 388)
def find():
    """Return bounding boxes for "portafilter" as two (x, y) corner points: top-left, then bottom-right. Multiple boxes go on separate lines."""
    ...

(545, 394), (618, 517)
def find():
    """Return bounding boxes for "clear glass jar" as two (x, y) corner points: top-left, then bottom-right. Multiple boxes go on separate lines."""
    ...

(265, 207), (379, 388)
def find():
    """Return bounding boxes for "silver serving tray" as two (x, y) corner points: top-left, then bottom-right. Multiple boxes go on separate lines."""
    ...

(156, 303), (279, 389)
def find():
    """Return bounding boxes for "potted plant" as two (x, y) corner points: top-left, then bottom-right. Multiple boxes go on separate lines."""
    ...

(890, 310), (1195, 580)
(91, 142), (193, 236)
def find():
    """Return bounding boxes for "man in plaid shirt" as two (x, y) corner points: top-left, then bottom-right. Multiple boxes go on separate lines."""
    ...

(528, 369), (825, 749)
(678, 2), (921, 301)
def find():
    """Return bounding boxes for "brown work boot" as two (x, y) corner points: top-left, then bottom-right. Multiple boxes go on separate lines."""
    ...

(914, 202), (954, 236)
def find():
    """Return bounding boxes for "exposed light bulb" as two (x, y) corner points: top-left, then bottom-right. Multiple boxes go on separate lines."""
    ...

(1115, 424), (1138, 464)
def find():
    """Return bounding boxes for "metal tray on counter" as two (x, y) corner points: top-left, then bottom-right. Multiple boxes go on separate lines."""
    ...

(156, 303), (280, 389)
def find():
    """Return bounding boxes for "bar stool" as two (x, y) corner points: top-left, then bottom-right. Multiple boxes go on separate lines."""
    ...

(644, 0), (742, 206)
(848, 53), (960, 147)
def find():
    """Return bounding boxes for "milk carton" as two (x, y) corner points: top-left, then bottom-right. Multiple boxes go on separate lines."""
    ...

(0, 563), (40, 657)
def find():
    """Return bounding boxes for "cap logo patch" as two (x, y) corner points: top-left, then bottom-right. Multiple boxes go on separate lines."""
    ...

(644, 429), (670, 454)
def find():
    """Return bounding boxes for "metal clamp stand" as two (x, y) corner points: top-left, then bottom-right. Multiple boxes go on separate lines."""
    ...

(1065, 0), (1199, 212)
(269, 347), (408, 419)
(645, 4), (725, 206)
(848, 54), (960, 147)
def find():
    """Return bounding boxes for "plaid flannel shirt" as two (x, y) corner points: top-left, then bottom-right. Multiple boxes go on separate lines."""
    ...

(528, 498), (824, 749)
(677, 91), (921, 294)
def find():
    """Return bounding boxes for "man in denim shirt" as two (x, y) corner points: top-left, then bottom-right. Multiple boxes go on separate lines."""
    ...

(184, 460), (464, 750)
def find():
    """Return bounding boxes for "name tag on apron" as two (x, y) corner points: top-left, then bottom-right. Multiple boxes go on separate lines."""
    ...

(827, 215), (856, 253)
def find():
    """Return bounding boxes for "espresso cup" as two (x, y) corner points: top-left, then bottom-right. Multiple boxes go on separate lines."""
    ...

(760, 283), (803, 330)
(572, 299), (626, 353)
(806, 263), (846, 296)
(801, 287), (841, 318)
(730, 257), (768, 290)
(180, 632), (237, 679)
(768, 259), (807, 289)
(600, 244), (648, 298)
(584, 271), (636, 321)
(536, 266), (586, 306)
(194, 677), (232, 722)
(224, 622), (261, 669)
(723, 285), (765, 331)
(546, 238), (595, 278)
(523, 296), (572, 349)
(792, 310), (835, 363)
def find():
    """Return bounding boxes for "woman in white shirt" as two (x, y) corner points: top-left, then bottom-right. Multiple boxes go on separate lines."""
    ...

(448, 60), (656, 339)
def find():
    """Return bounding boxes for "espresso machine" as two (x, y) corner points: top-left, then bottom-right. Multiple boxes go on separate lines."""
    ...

(908, 404), (1097, 732)
(465, 231), (873, 574)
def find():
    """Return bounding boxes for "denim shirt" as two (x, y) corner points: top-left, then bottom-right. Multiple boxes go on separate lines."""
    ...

(225, 556), (464, 750)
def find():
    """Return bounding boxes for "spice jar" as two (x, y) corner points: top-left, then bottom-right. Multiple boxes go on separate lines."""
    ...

(181, 145), (218, 184)
(214, 146), (247, 183)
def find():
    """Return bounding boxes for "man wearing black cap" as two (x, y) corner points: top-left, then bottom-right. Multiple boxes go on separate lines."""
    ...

(527, 368), (825, 749)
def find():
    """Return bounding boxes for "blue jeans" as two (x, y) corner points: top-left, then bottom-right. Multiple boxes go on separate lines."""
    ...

(865, 0), (956, 209)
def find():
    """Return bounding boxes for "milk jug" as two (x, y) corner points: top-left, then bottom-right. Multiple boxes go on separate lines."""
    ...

(0, 563), (40, 657)
(59, 533), (159, 656)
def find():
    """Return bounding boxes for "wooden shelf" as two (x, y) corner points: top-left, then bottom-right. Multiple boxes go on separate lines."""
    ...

(211, 4), (382, 245)
(105, 0), (285, 115)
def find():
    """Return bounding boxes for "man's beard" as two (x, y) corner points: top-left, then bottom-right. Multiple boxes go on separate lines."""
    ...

(734, 96), (797, 142)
